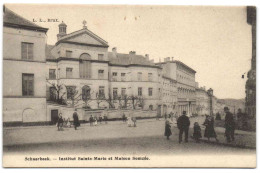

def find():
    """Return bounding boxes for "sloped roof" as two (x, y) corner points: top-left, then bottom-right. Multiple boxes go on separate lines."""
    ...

(3, 6), (48, 32)
(46, 45), (55, 59)
(108, 52), (158, 68)
(56, 28), (109, 47)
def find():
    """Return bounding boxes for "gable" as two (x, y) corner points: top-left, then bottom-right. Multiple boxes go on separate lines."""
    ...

(67, 33), (104, 46)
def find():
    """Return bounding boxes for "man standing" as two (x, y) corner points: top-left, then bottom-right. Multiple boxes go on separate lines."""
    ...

(177, 111), (190, 143)
(73, 110), (80, 130)
(224, 107), (235, 142)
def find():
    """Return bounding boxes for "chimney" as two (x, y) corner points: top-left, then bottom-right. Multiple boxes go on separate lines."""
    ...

(144, 54), (149, 61)
(112, 47), (117, 58)
(171, 57), (174, 61)
(57, 21), (67, 41)
(129, 51), (136, 55)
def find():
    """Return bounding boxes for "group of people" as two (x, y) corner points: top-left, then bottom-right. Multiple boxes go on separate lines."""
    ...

(164, 106), (236, 143)
(57, 110), (80, 131)
(89, 114), (108, 126)
(122, 113), (137, 127)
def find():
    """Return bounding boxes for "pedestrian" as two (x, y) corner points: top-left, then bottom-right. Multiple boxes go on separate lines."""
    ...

(73, 110), (80, 130)
(132, 117), (137, 127)
(203, 115), (218, 142)
(224, 107), (235, 142)
(94, 116), (98, 126)
(177, 111), (190, 143)
(99, 114), (103, 124)
(103, 114), (108, 124)
(57, 113), (64, 131)
(122, 113), (126, 122)
(193, 122), (202, 143)
(89, 115), (93, 126)
(127, 116), (132, 127)
(164, 120), (172, 140)
(67, 118), (71, 128)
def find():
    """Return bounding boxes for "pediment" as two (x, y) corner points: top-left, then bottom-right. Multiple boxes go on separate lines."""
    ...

(58, 30), (108, 47)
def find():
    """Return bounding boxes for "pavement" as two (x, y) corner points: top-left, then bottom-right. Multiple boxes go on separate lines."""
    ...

(3, 116), (256, 150)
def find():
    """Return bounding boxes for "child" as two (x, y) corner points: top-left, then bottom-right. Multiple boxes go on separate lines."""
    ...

(164, 120), (172, 140)
(193, 122), (202, 143)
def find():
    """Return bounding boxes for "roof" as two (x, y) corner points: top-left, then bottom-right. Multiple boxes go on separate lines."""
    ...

(56, 27), (109, 47)
(108, 52), (159, 68)
(46, 45), (55, 59)
(3, 6), (48, 33)
(156, 60), (196, 73)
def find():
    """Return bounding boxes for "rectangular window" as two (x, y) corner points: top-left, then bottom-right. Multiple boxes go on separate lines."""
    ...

(49, 69), (56, 79)
(137, 72), (142, 81)
(113, 88), (118, 99)
(138, 87), (142, 96)
(66, 50), (72, 58)
(112, 72), (117, 81)
(148, 73), (153, 81)
(22, 73), (34, 96)
(21, 42), (33, 60)
(49, 87), (56, 101)
(79, 61), (91, 79)
(99, 86), (105, 98)
(66, 86), (76, 99)
(121, 88), (126, 96)
(149, 88), (153, 96)
(98, 69), (104, 79)
(98, 54), (104, 60)
(66, 68), (73, 78)
(121, 73), (126, 81)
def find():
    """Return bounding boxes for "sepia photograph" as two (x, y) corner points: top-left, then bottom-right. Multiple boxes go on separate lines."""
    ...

(2, 3), (256, 168)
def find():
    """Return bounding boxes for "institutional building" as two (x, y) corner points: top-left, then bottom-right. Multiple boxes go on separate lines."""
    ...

(3, 7), (48, 124)
(3, 8), (220, 124)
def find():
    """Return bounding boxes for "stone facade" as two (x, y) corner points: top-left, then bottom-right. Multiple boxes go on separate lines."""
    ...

(3, 7), (48, 124)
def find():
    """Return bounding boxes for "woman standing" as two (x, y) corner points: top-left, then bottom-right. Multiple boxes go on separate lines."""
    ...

(57, 113), (64, 131)
(203, 115), (218, 142)
(164, 120), (172, 140)
(73, 111), (80, 130)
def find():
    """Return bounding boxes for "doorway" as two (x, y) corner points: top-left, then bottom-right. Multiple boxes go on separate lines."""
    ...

(51, 109), (59, 125)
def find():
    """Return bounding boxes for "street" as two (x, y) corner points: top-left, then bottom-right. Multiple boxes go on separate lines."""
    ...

(3, 117), (255, 156)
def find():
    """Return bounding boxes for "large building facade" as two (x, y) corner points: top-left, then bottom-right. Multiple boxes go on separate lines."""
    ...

(3, 8), (221, 124)
(3, 7), (48, 124)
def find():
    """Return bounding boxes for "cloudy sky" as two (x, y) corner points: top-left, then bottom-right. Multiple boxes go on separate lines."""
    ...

(6, 4), (252, 99)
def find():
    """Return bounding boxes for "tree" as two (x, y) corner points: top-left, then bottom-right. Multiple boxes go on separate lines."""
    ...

(96, 91), (106, 109)
(46, 79), (66, 105)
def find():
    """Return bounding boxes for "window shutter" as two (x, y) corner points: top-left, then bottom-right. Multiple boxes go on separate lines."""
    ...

(28, 43), (33, 60)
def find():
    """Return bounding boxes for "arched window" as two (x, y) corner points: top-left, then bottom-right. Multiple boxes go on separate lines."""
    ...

(82, 85), (91, 100)
(149, 105), (153, 110)
(79, 53), (92, 79)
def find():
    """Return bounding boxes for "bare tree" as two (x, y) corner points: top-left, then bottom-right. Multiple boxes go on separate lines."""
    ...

(46, 79), (66, 105)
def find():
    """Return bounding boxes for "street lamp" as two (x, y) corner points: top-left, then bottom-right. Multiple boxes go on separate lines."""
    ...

(207, 88), (213, 116)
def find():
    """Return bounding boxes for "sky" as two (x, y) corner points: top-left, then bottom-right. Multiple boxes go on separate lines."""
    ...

(6, 4), (252, 99)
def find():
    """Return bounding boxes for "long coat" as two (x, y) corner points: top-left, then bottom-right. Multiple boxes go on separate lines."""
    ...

(177, 115), (190, 130)
(73, 112), (80, 127)
(164, 123), (172, 137)
(203, 118), (217, 138)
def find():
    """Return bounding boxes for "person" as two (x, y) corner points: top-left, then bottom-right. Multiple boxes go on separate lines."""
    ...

(164, 120), (172, 140)
(67, 118), (71, 128)
(103, 114), (108, 124)
(89, 115), (93, 126)
(127, 116), (132, 127)
(132, 117), (137, 127)
(203, 115), (218, 142)
(193, 122), (202, 143)
(94, 116), (98, 126)
(177, 111), (190, 143)
(73, 111), (80, 130)
(224, 107), (235, 142)
(122, 113), (126, 122)
(99, 115), (103, 124)
(57, 113), (64, 131)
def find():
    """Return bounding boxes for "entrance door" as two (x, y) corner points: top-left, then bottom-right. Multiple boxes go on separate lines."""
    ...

(51, 109), (59, 125)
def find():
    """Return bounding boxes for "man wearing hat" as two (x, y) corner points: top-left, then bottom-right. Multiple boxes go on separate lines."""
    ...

(177, 111), (190, 143)
(224, 107), (235, 142)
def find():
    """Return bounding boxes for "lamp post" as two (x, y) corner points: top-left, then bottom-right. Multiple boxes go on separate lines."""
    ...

(207, 88), (213, 116)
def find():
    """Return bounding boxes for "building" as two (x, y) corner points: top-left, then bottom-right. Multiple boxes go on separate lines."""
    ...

(3, 7), (48, 124)
(156, 57), (196, 117)
(245, 6), (256, 118)
(195, 86), (210, 116)
(46, 22), (162, 122)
